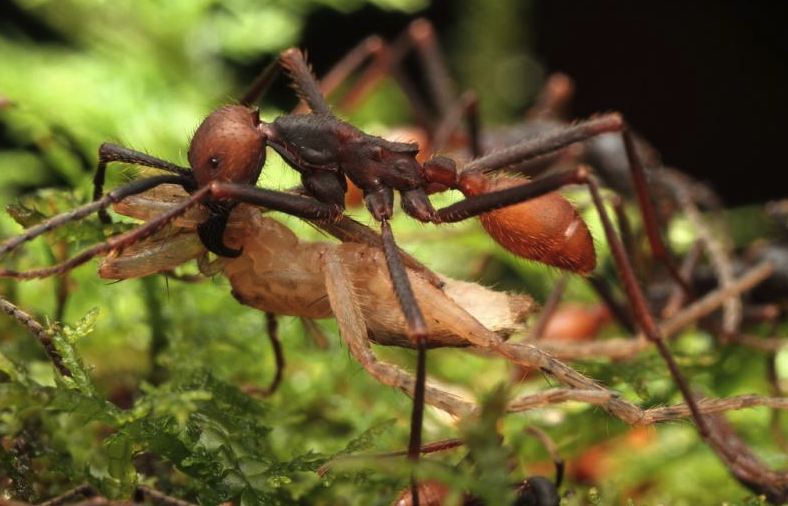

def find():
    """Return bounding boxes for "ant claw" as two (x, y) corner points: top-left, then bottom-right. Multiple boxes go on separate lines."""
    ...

(197, 211), (243, 258)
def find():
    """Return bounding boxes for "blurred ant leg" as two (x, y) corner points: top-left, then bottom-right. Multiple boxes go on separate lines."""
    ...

(283, 33), (414, 119)
(662, 241), (704, 319)
(323, 248), (474, 417)
(385, 19), (476, 152)
(622, 131), (690, 295)
(319, 19), (455, 126)
(462, 114), (624, 175)
(300, 317), (330, 350)
(317, 36), (386, 100)
(525, 72), (576, 121)
(525, 426), (564, 488)
(528, 274), (568, 340)
(584, 173), (709, 436)
(0, 174), (190, 260)
(431, 90), (481, 157)
(0, 296), (70, 378)
(262, 312), (284, 396)
(585, 274), (636, 334)
(703, 414), (788, 503)
(611, 194), (637, 266)
(246, 312), (285, 397)
(292, 35), (390, 115)
(94, 143), (191, 224)
(239, 56), (282, 107)
(305, 19), (462, 138)
(426, 142), (707, 434)
(393, 18), (457, 120)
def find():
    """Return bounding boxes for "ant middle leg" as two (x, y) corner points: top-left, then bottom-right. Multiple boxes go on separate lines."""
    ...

(418, 116), (711, 429)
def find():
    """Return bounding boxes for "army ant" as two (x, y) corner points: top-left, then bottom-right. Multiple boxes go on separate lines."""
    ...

(3, 38), (787, 503)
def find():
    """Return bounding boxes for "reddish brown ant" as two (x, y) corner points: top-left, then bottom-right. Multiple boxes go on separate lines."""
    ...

(0, 46), (619, 482)
(3, 39), (786, 504)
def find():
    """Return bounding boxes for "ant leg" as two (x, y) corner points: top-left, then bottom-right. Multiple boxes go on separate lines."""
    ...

(431, 90), (481, 157)
(240, 56), (282, 107)
(279, 49), (332, 116)
(621, 132), (691, 294)
(586, 274), (637, 334)
(307, 19), (457, 128)
(433, 114), (687, 289)
(379, 221), (429, 462)
(437, 167), (590, 223)
(524, 72), (576, 121)
(398, 19), (456, 119)
(583, 173), (708, 434)
(0, 174), (190, 261)
(527, 274), (568, 340)
(291, 35), (389, 115)
(2, 181), (341, 279)
(462, 114), (624, 175)
(94, 143), (191, 224)
(209, 182), (343, 222)
(611, 195), (638, 267)
(583, 175), (788, 499)
(244, 313), (285, 397)
(260, 312), (284, 397)
(317, 216), (444, 289)
(0, 177), (206, 279)
(291, 20), (467, 143)
(525, 427), (564, 488)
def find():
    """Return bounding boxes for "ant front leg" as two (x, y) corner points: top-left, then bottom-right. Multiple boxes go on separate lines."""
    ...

(0, 174), (192, 266)
(93, 143), (192, 224)
(0, 181), (342, 280)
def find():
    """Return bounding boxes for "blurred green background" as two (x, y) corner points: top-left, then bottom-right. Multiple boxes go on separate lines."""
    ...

(0, 1), (785, 505)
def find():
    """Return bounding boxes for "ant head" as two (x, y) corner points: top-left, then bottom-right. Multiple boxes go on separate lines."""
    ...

(188, 105), (267, 188)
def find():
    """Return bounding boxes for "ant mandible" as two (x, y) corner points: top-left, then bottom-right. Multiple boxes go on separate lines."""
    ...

(0, 48), (631, 506)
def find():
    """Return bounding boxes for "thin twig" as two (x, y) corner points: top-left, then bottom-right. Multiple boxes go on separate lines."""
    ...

(668, 172), (742, 335)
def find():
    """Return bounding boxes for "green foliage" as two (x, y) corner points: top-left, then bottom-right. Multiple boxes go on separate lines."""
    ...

(1, 1), (786, 505)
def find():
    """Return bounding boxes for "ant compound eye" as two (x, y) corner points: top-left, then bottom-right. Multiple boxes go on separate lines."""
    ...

(209, 156), (221, 171)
